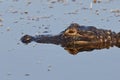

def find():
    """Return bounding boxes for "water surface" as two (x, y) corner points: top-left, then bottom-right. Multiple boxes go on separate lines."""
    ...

(0, 0), (120, 80)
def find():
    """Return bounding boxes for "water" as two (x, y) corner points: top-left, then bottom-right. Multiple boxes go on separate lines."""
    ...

(0, 0), (120, 80)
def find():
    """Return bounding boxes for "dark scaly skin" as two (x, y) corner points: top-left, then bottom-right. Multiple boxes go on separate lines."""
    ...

(21, 23), (120, 55)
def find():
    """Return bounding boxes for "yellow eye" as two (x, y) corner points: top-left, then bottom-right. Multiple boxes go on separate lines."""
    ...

(65, 28), (77, 36)
(68, 30), (75, 33)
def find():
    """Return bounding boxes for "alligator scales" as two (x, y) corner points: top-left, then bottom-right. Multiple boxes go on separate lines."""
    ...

(21, 23), (120, 55)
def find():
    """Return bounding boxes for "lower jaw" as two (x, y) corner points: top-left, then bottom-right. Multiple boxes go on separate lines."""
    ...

(68, 41), (91, 45)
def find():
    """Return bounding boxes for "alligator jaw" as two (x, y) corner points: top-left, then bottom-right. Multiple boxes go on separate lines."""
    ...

(20, 34), (95, 45)
(20, 34), (63, 45)
(34, 35), (62, 45)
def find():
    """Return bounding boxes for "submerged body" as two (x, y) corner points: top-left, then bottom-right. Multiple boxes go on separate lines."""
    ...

(21, 23), (120, 55)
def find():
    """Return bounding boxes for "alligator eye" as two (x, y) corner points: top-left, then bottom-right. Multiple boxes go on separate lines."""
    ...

(65, 29), (77, 36)
(68, 30), (75, 33)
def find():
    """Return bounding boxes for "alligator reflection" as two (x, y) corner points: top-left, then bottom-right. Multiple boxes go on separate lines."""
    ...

(21, 23), (120, 55)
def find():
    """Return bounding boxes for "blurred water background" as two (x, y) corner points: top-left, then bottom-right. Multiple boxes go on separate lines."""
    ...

(0, 0), (120, 80)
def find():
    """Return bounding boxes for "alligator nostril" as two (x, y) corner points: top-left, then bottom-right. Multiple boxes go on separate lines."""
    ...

(21, 35), (33, 44)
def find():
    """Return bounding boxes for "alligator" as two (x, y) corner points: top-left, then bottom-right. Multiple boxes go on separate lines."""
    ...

(21, 23), (120, 55)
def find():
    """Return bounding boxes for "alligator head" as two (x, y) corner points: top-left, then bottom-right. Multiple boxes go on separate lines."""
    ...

(21, 23), (120, 55)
